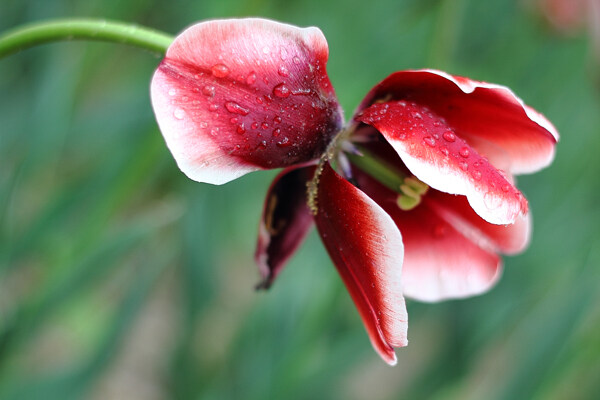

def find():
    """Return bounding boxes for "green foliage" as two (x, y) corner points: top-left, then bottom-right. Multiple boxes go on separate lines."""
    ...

(1, 0), (599, 399)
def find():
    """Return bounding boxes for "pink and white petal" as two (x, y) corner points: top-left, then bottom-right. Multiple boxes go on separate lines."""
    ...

(353, 170), (502, 302)
(314, 162), (407, 365)
(395, 201), (502, 302)
(426, 190), (531, 255)
(255, 165), (315, 289)
(358, 100), (528, 225)
(151, 18), (342, 185)
(356, 69), (558, 175)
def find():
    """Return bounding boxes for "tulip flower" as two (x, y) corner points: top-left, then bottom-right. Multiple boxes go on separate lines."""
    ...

(150, 18), (558, 365)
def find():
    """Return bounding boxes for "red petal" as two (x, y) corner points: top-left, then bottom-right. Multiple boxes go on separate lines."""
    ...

(358, 100), (528, 225)
(151, 18), (342, 184)
(426, 191), (531, 255)
(354, 172), (502, 302)
(314, 163), (407, 365)
(357, 70), (558, 175)
(255, 165), (314, 289)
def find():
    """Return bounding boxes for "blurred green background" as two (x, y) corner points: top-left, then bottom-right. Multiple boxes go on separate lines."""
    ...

(1, 0), (599, 399)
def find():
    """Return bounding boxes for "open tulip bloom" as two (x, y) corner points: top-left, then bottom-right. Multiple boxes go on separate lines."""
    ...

(150, 18), (559, 365)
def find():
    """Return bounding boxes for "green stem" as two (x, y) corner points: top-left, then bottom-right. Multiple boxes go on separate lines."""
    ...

(345, 145), (407, 192)
(0, 18), (174, 59)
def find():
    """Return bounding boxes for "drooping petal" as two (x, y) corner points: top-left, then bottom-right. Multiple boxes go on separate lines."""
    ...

(353, 170), (502, 302)
(358, 100), (528, 225)
(356, 69), (558, 175)
(314, 162), (407, 365)
(426, 190), (531, 255)
(151, 18), (342, 184)
(255, 165), (314, 289)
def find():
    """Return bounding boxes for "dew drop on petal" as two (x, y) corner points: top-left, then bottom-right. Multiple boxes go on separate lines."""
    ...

(471, 170), (482, 181)
(278, 65), (289, 77)
(246, 72), (257, 85)
(459, 161), (469, 171)
(423, 136), (436, 147)
(442, 131), (456, 142)
(261, 122), (270, 130)
(202, 85), (215, 97)
(236, 124), (246, 135)
(293, 56), (301, 64)
(173, 108), (185, 120)
(502, 184), (511, 192)
(273, 83), (291, 98)
(225, 101), (250, 116)
(440, 146), (449, 156)
(484, 191), (502, 209)
(208, 104), (219, 112)
(259, 140), (268, 148)
(211, 64), (229, 78)
(273, 116), (282, 124)
(251, 122), (259, 130)
(276, 136), (291, 147)
(272, 128), (281, 137)
(459, 147), (470, 158)
(199, 121), (208, 128)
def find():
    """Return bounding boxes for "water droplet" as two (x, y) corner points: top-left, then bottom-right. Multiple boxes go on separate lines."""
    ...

(459, 147), (470, 158)
(278, 65), (289, 77)
(471, 170), (482, 181)
(273, 83), (291, 98)
(259, 140), (268, 148)
(261, 122), (270, 130)
(459, 161), (469, 171)
(236, 124), (246, 134)
(225, 101), (250, 116)
(211, 64), (229, 78)
(230, 117), (239, 124)
(200, 121), (208, 128)
(208, 104), (219, 112)
(202, 85), (215, 97)
(246, 72), (257, 85)
(168, 88), (176, 96)
(423, 136), (436, 147)
(411, 111), (423, 119)
(440, 146), (449, 156)
(276, 136), (291, 147)
(442, 131), (456, 142)
(272, 128), (281, 137)
(273, 116), (282, 124)
(484, 192), (502, 209)
(501, 184), (511, 192)
(251, 122), (259, 130)
(173, 108), (185, 120)
(293, 56), (301, 64)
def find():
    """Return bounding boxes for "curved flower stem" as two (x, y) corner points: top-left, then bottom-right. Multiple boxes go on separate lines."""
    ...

(0, 19), (174, 59)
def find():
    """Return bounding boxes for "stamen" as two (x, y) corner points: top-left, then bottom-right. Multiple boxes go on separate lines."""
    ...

(306, 124), (355, 215)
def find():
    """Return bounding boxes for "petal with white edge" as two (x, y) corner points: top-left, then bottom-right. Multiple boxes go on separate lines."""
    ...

(358, 100), (528, 225)
(151, 18), (342, 184)
(356, 69), (558, 175)
(315, 162), (407, 365)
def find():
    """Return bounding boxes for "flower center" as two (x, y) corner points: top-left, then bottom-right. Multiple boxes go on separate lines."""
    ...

(306, 125), (429, 214)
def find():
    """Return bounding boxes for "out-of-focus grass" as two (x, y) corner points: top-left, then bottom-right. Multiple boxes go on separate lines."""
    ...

(1, 0), (599, 399)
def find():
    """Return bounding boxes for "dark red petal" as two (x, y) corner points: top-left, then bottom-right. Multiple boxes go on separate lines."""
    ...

(358, 100), (528, 225)
(426, 191), (531, 255)
(356, 70), (558, 175)
(255, 165), (314, 289)
(314, 162), (407, 365)
(151, 18), (342, 184)
(354, 171), (502, 302)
